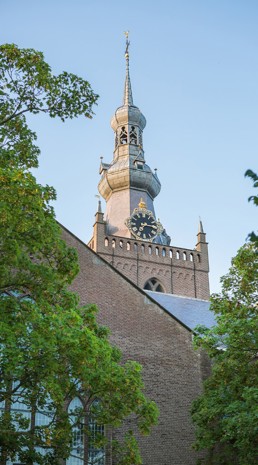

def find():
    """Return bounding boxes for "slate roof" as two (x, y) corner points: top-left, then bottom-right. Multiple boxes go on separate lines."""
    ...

(146, 291), (216, 331)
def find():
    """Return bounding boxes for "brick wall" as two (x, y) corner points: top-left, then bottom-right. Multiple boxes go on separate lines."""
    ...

(63, 226), (209, 465)
(89, 225), (210, 300)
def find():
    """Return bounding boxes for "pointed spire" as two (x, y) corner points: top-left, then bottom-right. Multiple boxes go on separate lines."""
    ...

(198, 217), (204, 234)
(95, 195), (102, 213)
(123, 31), (133, 106)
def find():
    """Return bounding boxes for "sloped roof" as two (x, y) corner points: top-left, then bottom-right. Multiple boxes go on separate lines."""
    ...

(146, 291), (216, 330)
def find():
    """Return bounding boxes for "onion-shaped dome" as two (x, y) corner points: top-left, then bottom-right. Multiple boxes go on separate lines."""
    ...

(98, 157), (161, 201)
(111, 105), (146, 132)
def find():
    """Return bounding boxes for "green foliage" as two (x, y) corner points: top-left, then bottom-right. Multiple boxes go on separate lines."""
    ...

(112, 431), (142, 465)
(191, 244), (258, 465)
(245, 169), (258, 244)
(0, 43), (158, 464)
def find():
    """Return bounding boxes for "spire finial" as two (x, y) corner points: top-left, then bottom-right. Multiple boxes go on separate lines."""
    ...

(124, 31), (130, 58)
(198, 217), (204, 233)
(123, 31), (133, 106)
(95, 194), (102, 213)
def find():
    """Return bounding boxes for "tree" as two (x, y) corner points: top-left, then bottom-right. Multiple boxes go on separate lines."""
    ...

(191, 243), (258, 465)
(0, 44), (158, 465)
(245, 169), (258, 245)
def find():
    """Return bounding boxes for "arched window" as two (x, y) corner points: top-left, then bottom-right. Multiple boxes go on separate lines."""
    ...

(66, 398), (105, 465)
(141, 244), (145, 253)
(67, 398), (84, 465)
(127, 241), (131, 251)
(134, 242), (138, 252)
(144, 278), (165, 293)
(148, 245), (152, 255)
(183, 252), (187, 261)
(104, 238), (109, 247)
(112, 239), (116, 248)
(155, 247), (159, 256)
(120, 126), (127, 144)
(129, 126), (137, 144)
(176, 250), (180, 259)
(119, 240), (123, 248)
(169, 249), (173, 258)
(190, 253), (193, 262)
(162, 248), (166, 257)
(197, 254), (201, 263)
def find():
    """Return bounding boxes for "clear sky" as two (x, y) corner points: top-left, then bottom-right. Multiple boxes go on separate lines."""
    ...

(2, 0), (258, 293)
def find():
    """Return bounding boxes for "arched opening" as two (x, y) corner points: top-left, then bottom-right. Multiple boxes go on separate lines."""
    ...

(183, 252), (187, 261)
(129, 125), (137, 144)
(169, 249), (173, 258)
(127, 241), (131, 251)
(67, 398), (105, 465)
(162, 248), (166, 257)
(143, 278), (165, 293)
(176, 250), (180, 260)
(119, 240), (123, 248)
(104, 238), (109, 247)
(120, 126), (128, 144)
(112, 239), (116, 248)
(190, 253), (193, 262)
(67, 398), (84, 465)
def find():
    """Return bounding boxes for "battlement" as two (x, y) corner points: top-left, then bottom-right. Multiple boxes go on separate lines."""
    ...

(89, 234), (207, 269)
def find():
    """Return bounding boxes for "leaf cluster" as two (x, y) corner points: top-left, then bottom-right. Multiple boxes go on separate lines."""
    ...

(191, 244), (258, 465)
(0, 43), (98, 170)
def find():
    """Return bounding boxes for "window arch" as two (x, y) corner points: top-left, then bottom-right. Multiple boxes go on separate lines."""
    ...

(120, 126), (127, 144)
(144, 278), (165, 293)
(67, 398), (105, 465)
(67, 398), (84, 465)
(129, 125), (137, 144)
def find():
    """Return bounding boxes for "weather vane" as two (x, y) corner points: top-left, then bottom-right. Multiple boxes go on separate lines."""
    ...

(124, 31), (130, 57)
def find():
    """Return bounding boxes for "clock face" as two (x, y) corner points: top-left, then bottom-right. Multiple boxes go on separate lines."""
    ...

(129, 211), (158, 241)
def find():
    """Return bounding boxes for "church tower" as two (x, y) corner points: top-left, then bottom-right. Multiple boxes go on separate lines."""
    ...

(88, 36), (210, 300)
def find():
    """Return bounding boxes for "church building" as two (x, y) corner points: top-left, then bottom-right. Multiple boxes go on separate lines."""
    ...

(88, 37), (209, 301)
(63, 37), (214, 465)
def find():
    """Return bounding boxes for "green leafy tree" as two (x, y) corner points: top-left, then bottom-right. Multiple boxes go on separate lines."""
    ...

(0, 44), (158, 465)
(245, 169), (258, 245)
(191, 243), (258, 465)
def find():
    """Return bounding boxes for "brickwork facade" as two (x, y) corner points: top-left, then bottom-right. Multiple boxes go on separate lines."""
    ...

(63, 227), (209, 465)
(88, 213), (210, 300)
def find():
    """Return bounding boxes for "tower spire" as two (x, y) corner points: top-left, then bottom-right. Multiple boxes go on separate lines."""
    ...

(123, 31), (133, 106)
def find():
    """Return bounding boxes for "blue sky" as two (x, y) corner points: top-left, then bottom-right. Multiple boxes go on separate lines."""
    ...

(2, 0), (258, 293)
